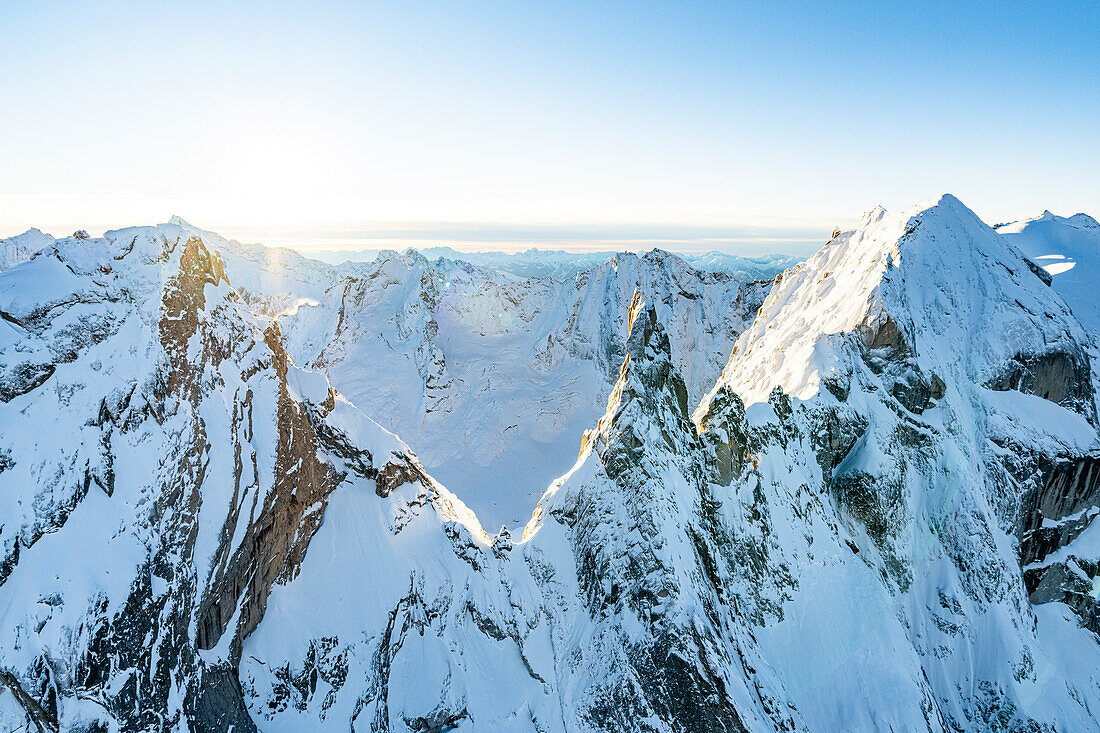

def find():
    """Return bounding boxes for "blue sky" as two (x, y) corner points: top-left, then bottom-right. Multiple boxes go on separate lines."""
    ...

(1, 0), (1097, 255)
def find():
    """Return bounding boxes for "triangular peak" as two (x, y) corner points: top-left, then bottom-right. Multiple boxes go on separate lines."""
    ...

(697, 194), (1089, 412)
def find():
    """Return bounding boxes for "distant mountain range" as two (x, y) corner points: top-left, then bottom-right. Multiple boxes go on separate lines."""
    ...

(289, 243), (805, 281)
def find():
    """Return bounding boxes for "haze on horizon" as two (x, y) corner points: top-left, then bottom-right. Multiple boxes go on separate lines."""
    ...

(1, 0), (1098, 257)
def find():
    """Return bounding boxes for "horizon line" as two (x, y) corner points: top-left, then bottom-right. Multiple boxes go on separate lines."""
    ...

(1, 219), (843, 257)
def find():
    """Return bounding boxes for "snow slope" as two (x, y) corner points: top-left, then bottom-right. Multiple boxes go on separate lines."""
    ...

(997, 210), (1100, 335)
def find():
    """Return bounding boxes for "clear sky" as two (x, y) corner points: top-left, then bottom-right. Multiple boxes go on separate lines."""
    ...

(2, 0), (1098, 255)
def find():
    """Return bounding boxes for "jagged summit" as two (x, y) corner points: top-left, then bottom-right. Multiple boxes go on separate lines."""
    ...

(520, 291), (775, 731)
(526, 290), (692, 537)
(1068, 212), (1100, 228)
(604, 289), (692, 424)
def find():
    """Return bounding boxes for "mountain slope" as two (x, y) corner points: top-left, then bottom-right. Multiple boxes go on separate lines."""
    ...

(0, 226), (470, 731)
(693, 194), (1100, 729)
(24, 220), (773, 529)
(997, 210), (1100, 335)
(245, 290), (797, 731)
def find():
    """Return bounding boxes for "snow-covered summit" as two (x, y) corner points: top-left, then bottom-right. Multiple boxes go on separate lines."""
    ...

(700, 194), (1092, 416)
(997, 209), (1100, 335)
(0, 227), (55, 270)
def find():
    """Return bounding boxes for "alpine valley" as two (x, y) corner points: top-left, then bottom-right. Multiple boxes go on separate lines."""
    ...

(2, 195), (1100, 733)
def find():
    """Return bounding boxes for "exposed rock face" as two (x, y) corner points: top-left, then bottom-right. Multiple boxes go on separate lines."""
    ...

(988, 350), (1094, 417)
(194, 323), (341, 656)
(536, 294), (751, 732)
(0, 668), (56, 732)
(0, 360), (55, 402)
(1016, 454), (1100, 632)
(1027, 562), (1100, 633)
(1018, 454), (1100, 566)
(158, 235), (229, 398)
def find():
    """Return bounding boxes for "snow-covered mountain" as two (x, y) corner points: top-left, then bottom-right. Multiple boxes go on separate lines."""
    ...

(301, 244), (802, 281)
(693, 195), (1100, 728)
(3, 196), (1100, 732)
(0, 224), (487, 731)
(0, 228), (56, 270)
(0, 221), (773, 530)
(272, 247), (768, 528)
(996, 211), (1100, 335)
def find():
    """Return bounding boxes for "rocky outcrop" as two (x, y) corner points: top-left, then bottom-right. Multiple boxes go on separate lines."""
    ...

(988, 349), (1094, 418)
(536, 293), (770, 733)
(0, 359), (55, 402)
(1016, 453), (1100, 632)
(1017, 454), (1100, 567)
(195, 325), (341, 656)
(158, 235), (229, 400)
(1028, 561), (1100, 634)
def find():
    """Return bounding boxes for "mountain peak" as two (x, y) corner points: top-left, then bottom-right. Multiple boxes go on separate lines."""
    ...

(1069, 212), (1100, 229)
(527, 289), (694, 529)
(998, 206), (1100, 333)
(860, 204), (889, 226)
(618, 290), (688, 414)
(699, 193), (1089, 412)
